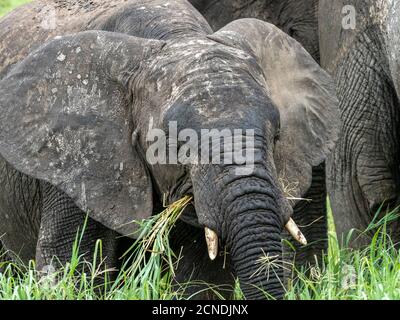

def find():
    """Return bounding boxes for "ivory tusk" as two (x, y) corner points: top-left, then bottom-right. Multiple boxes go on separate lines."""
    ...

(285, 218), (307, 246)
(204, 227), (218, 260)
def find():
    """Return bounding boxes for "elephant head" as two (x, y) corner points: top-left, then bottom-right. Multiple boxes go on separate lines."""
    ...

(0, 2), (338, 299)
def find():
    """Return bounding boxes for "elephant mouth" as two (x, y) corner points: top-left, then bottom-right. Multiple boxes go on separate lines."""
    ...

(203, 221), (306, 262)
(179, 200), (201, 228)
(178, 195), (307, 262)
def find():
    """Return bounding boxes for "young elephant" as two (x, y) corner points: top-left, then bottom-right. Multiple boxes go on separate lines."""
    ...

(189, 0), (331, 270)
(0, 0), (338, 299)
(320, 0), (400, 246)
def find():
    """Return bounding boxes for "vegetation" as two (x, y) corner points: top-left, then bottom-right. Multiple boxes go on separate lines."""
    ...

(0, 0), (31, 16)
(287, 205), (400, 300)
(1, 197), (400, 300)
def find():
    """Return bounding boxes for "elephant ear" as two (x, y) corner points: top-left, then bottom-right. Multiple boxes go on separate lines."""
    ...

(0, 31), (164, 237)
(209, 19), (339, 200)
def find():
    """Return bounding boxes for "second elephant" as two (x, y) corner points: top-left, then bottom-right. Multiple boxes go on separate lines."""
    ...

(320, 0), (400, 246)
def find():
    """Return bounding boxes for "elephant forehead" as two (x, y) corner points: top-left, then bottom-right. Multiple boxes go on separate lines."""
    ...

(135, 40), (273, 131)
(144, 39), (264, 99)
(149, 39), (256, 76)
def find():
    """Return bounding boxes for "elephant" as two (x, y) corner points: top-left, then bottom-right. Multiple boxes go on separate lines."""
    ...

(188, 0), (320, 62)
(320, 0), (400, 246)
(0, 0), (339, 299)
(188, 0), (331, 267)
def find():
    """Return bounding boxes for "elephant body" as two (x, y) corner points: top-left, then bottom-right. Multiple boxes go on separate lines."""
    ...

(0, 0), (338, 299)
(320, 0), (400, 246)
(188, 0), (320, 62)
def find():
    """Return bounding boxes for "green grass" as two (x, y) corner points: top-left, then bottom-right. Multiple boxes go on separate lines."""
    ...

(0, 0), (31, 17)
(1, 198), (400, 300)
(286, 204), (400, 300)
(0, 196), (193, 300)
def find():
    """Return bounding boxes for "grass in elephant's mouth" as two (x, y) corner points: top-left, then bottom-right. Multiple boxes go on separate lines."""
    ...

(1, 201), (400, 300)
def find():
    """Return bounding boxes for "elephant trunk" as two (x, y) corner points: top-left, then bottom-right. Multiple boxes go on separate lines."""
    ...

(227, 190), (284, 300)
(191, 163), (288, 299)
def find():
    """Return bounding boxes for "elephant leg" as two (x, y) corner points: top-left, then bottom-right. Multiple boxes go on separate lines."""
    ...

(283, 163), (328, 271)
(36, 183), (121, 279)
(169, 220), (234, 299)
(0, 158), (41, 264)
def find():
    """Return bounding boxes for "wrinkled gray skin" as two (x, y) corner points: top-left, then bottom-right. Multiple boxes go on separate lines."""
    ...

(189, 0), (329, 270)
(0, 0), (338, 299)
(189, 0), (320, 62)
(320, 0), (400, 246)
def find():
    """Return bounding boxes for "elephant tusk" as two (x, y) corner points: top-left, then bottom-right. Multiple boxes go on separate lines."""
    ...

(204, 227), (218, 261)
(285, 218), (307, 246)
